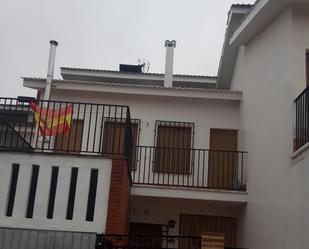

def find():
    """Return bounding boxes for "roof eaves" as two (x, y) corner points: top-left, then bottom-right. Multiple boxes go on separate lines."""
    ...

(22, 77), (241, 94)
(218, 4), (253, 89)
(229, 0), (288, 46)
(227, 4), (253, 23)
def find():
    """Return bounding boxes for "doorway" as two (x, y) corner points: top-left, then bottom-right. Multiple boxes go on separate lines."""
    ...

(208, 129), (238, 189)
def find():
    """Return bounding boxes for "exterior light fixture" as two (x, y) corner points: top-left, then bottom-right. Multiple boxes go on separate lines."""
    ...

(168, 219), (176, 228)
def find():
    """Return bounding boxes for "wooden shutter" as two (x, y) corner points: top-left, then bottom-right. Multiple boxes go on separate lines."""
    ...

(179, 214), (237, 248)
(54, 119), (84, 152)
(102, 122), (125, 155)
(129, 124), (138, 169)
(208, 129), (237, 189)
(154, 126), (191, 173)
(306, 52), (309, 86)
(102, 121), (138, 164)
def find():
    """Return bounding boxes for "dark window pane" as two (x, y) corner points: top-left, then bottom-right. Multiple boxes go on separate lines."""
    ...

(26, 165), (40, 218)
(86, 169), (98, 221)
(47, 166), (59, 219)
(6, 164), (20, 217)
(66, 167), (78, 220)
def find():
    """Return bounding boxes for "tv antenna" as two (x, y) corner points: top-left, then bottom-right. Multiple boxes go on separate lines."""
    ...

(138, 58), (150, 73)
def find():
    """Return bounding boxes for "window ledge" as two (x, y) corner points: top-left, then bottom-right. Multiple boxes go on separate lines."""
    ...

(291, 142), (309, 162)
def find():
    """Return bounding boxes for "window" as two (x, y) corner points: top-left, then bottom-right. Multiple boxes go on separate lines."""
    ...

(26, 165), (40, 218)
(154, 121), (193, 173)
(66, 167), (78, 220)
(6, 164), (20, 217)
(102, 119), (139, 168)
(86, 169), (98, 222)
(54, 119), (84, 152)
(306, 52), (309, 86)
(179, 214), (236, 248)
(208, 129), (238, 189)
(47, 166), (59, 219)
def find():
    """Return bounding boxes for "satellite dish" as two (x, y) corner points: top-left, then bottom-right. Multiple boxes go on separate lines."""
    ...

(138, 58), (150, 73)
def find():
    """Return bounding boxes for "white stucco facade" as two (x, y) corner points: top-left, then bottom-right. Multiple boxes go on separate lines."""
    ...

(130, 195), (245, 237)
(52, 89), (247, 195)
(18, 76), (248, 245)
(229, 5), (309, 249)
(48, 90), (240, 151)
(0, 153), (112, 233)
(6, 1), (309, 248)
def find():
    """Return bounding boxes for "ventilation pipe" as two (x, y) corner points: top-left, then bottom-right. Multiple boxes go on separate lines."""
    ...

(43, 40), (58, 101)
(164, 40), (176, 88)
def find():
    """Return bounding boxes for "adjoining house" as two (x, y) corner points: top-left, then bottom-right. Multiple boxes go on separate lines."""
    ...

(1, 0), (309, 249)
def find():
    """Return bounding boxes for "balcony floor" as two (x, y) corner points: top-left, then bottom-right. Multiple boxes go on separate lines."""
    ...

(131, 184), (248, 203)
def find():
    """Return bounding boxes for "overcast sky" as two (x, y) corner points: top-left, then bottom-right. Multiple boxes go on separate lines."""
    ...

(0, 0), (255, 97)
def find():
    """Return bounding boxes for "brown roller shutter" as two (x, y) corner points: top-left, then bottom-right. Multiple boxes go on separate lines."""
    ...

(154, 125), (191, 173)
(208, 129), (237, 189)
(179, 214), (237, 248)
(54, 119), (84, 152)
(102, 121), (138, 167)
(306, 52), (309, 86)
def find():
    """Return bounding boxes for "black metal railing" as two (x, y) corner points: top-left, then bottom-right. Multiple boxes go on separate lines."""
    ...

(132, 146), (247, 191)
(294, 86), (309, 151)
(98, 234), (201, 249)
(96, 234), (248, 249)
(0, 97), (133, 159)
(224, 248), (248, 249)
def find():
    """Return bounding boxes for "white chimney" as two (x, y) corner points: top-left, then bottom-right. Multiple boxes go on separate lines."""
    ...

(44, 40), (58, 101)
(164, 40), (176, 88)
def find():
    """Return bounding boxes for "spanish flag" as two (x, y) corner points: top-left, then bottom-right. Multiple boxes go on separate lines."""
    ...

(29, 101), (73, 136)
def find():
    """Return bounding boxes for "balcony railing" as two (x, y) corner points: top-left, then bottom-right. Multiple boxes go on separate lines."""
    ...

(132, 146), (247, 191)
(98, 234), (202, 249)
(0, 97), (133, 161)
(97, 234), (248, 249)
(295, 86), (309, 151)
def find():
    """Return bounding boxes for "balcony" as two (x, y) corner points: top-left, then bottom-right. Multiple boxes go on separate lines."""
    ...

(294, 86), (309, 151)
(132, 146), (247, 192)
(0, 97), (247, 193)
(0, 97), (133, 160)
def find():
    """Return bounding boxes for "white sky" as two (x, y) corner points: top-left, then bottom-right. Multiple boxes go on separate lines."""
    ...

(0, 0), (255, 97)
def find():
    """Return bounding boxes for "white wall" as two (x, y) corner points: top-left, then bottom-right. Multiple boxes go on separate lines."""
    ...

(48, 90), (242, 189)
(291, 4), (309, 96)
(49, 91), (240, 150)
(0, 152), (112, 233)
(286, 148), (309, 247)
(130, 195), (245, 237)
(230, 5), (309, 249)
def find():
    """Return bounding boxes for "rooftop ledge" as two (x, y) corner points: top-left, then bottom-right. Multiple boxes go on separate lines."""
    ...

(291, 141), (309, 163)
(230, 0), (300, 46)
(23, 77), (242, 102)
